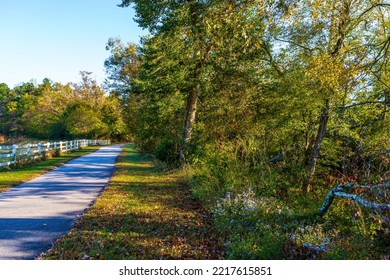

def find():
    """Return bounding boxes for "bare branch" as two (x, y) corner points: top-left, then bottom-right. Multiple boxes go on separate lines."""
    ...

(334, 192), (390, 210)
(319, 183), (390, 216)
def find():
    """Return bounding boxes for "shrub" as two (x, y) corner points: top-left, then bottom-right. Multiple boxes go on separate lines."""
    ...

(155, 139), (179, 165)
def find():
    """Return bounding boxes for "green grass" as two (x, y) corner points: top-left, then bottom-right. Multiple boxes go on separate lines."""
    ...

(40, 144), (223, 260)
(0, 146), (99, 193)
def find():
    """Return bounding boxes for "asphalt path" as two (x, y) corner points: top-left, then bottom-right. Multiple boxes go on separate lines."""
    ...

(0, 145), (122, 260)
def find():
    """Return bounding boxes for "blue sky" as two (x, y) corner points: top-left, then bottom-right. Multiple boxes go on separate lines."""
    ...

(0, 0), (147, 88)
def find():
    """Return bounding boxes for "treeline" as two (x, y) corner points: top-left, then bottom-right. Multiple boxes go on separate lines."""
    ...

(0, 72), (128, 141)
(112, 0), (390, 258)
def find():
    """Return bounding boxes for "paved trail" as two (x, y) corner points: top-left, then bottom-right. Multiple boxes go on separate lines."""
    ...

(0, 145), (122, 260)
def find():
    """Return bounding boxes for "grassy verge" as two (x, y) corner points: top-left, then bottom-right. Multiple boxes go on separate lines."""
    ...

(41, 144), (223, 260)
(0, 146), (100, 193)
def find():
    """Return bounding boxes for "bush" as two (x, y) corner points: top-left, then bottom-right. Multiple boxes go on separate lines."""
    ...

(41, 150), (54, 161)
(190, 144), (243, 205)
(154, 139), (179, 165)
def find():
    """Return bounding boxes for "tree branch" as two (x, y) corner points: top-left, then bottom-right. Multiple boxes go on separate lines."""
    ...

(356, 3), (390, 22)
(318, 183), (390, 216)
(274, 37), (315, 52)
(336, 101), (384, 110)
(334, 192), (390, 210)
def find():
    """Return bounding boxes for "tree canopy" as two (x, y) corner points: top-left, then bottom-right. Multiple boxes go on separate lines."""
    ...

(0, 73), (128, 141)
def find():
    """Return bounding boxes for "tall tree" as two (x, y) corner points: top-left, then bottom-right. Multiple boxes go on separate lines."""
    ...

(119, 0), (269, 162)
(119, 0), (213, 162)
(269, 0), (390, 191)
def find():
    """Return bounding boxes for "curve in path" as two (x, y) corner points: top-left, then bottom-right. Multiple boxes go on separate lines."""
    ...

(0, 145), (122, 260)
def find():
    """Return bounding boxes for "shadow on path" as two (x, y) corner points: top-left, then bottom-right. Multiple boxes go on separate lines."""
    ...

(0, 145), (123, 260)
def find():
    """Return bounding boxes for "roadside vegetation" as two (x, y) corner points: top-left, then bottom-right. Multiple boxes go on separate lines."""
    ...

(41, 144), (223, 260)
(0, 146), (99, 193)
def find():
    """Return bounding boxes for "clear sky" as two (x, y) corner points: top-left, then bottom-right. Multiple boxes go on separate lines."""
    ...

(0, 0), (147, 88)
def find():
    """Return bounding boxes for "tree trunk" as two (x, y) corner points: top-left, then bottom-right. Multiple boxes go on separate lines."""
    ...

(302, 99), (330, 192)
(179, 84), (199, 162)
(179, 1), (205, 163)
(302, 3), (350, 192)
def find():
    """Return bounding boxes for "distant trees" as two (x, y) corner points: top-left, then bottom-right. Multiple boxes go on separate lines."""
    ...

(0, 83), (12, 135)
(0, 73), (128, 141)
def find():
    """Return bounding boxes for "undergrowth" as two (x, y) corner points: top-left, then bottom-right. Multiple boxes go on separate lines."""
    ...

(189, 143), (390, 260)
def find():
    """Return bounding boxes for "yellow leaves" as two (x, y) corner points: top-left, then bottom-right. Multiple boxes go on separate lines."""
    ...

(306, 53), (345, 92)
(308, 0), (337, 20)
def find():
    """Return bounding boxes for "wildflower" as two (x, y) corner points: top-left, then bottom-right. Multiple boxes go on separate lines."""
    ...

(322, 237), (329, 244)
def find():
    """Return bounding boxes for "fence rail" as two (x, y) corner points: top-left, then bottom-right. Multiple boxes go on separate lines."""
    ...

(0, 139), (111, 167)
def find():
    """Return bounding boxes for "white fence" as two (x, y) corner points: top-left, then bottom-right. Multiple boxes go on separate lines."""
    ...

(0, 139), (111, 167)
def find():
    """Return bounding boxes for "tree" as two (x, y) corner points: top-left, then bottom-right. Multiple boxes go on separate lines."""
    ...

(119, 0), (270, 162)
(64, 102), (107, 138)
(104, 37), (140, 97)
(267, 0), (390, 192)
(116, 0), (390, 198)
(101, 95), (127, 140)
(119, 0), (214, 162)
(8, 81), (39, 136)
(21, 80), (69, 139)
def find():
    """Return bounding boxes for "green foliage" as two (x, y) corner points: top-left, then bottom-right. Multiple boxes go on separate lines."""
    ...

(155, 139), (179, 165)
(104, 37), (139, 97)
(211, 188), (289, 259)
(64, 103), (106, 138)
(1, 72), (129, 140)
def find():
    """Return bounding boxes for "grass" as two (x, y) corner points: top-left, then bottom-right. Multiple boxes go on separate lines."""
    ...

(0, 146), (100, 193)
(40, 144), (223, 260)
